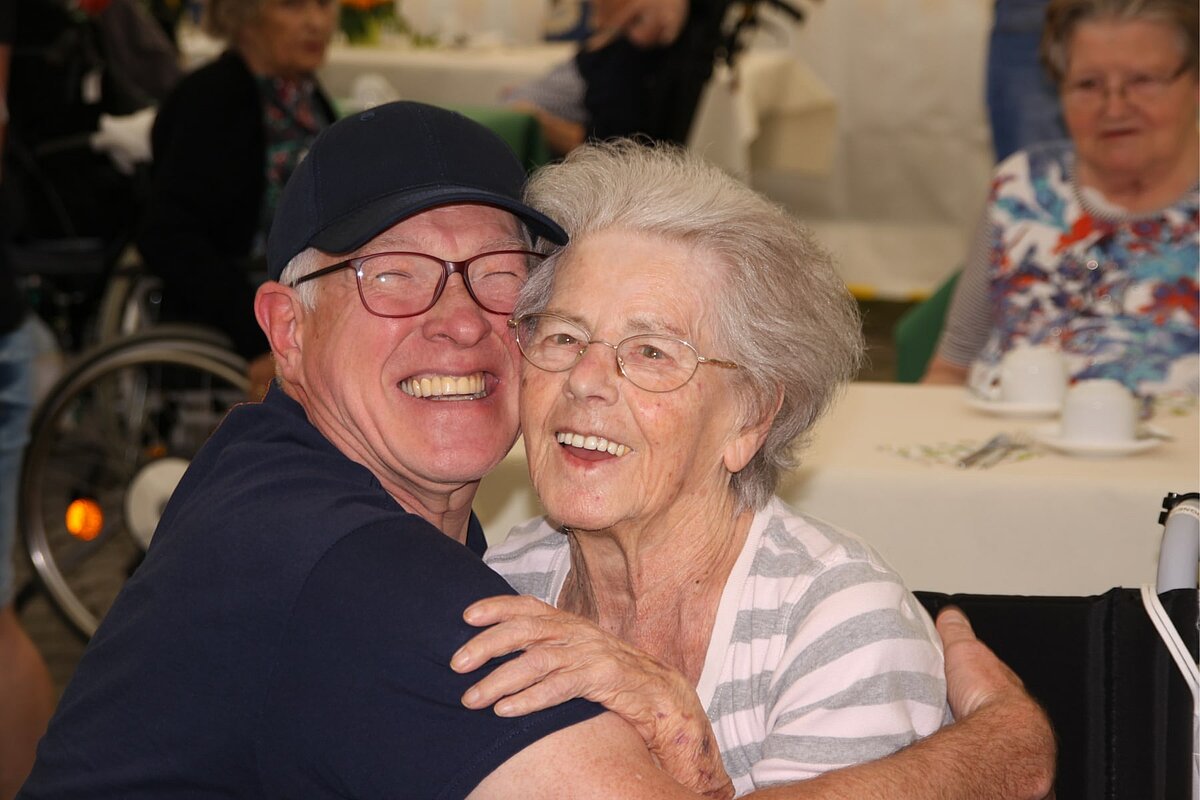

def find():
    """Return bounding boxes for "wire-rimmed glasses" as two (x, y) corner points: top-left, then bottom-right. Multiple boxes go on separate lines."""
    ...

(289, 250), (545, 318)
(509, 312), (739, 393)
(1062, 62), (1192, 110)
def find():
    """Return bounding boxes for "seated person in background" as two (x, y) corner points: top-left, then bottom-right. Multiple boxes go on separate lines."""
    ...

(924, 0), (1198, 398)
(91, 0), (183, 106)
(20, 101), (1055, 799)
(458, 140), (951, 794)
(138, 0), (336, 397)
(3, 0), (172, 252)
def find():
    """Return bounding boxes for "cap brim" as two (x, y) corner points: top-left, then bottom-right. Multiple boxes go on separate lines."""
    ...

(308, 185), (568, 257)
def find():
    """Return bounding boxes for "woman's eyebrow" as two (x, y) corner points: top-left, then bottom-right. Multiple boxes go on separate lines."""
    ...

(542, 310), (689, 338)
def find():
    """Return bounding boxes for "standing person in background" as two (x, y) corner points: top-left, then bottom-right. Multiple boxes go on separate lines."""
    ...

(988, 0), (1067, 161)
(0, 6), (57, 797)
(924, 0), (1198, 396)
(508, 0), (738, 154)
(138, 0), (337, 399)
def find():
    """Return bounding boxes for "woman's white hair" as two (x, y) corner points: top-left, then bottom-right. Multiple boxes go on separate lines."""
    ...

(516, 140), (863, 511)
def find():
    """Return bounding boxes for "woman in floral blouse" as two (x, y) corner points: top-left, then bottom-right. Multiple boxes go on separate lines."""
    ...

(925, 0), (1197, 400)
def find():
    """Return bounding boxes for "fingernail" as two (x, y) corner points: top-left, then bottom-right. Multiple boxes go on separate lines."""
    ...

(494, 701), (514, 717)
(451, 649), (471, 671)
(462, 687), (480, 706)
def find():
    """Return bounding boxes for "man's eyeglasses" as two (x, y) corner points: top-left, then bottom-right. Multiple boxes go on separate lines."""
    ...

(509, 312), (739, 393)
(289, 250), (545, 318)
(1062, 62), (1192, 109)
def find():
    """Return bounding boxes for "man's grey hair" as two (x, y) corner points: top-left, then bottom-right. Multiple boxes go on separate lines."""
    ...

(277, 248), (324, 310)
(516, 140), (864, 512)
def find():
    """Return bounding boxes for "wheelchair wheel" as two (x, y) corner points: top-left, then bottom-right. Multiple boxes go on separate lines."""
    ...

(19, 331), (249, 639)
(93, 259), (164, 343)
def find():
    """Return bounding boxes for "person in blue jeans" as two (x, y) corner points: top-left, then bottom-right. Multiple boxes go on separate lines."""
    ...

(987, 0), (1067, 161)
(0, 10), (57, 794)
(0, 316), (57, 798)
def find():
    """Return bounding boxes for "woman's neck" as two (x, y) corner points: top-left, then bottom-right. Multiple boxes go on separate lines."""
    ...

(235, 41), (306, 82)
(559, 498), (755, 684)
(1077, 140), (1199, 214)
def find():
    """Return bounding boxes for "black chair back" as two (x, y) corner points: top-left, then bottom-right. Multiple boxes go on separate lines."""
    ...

(917, 589), (1196, 799)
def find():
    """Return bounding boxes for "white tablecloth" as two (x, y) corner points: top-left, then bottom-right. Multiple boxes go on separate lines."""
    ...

(475, 383), (1200, 596)
(180, 35), (835, 177)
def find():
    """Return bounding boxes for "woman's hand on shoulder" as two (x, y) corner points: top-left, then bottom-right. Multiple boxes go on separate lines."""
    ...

(452, 594), (733, 800)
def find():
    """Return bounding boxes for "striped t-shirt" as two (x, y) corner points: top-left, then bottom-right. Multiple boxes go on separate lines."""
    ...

(484, 496), (950, 796)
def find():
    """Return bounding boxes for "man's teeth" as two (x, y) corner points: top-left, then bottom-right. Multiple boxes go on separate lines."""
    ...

(556, 431), (630, 457)
(400, 373), (486, 399)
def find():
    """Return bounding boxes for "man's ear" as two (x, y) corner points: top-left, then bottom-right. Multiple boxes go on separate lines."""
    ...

(254, 282), (304, 382)
(723, 387), (784, 474)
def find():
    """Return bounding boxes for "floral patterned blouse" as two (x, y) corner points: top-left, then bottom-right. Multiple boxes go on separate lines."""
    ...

(939, 140), (1199, 399)
(254, 75), (333, 258)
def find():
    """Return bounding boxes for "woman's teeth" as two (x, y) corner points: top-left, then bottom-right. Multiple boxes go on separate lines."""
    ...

(556, 431), (629, 457)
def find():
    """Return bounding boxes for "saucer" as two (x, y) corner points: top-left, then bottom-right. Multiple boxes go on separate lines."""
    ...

(965, 395), (1061, 419)
(1031, 424), (1163, 457)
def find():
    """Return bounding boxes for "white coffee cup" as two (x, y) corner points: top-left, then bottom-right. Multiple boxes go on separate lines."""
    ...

(1060, 379), (1138, 443)
(999, 345), (1067, 405)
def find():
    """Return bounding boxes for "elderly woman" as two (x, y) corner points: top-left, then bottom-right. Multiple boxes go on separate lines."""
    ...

(137, 0), (337, 394)
(451, 141), (950, 797)
(924, 0), (1198, 397)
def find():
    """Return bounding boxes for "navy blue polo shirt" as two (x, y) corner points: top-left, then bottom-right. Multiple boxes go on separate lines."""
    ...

(20, 388), (601, 798)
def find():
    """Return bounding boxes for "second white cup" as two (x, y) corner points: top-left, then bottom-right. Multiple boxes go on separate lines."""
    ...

(1060, 379), (1138, 443)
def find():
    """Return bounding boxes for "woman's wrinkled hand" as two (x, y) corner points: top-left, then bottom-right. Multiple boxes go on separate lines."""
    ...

(452, 594), (733, 800)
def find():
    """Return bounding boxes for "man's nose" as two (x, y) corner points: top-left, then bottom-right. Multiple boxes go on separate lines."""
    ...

(422, 274), (491, 345)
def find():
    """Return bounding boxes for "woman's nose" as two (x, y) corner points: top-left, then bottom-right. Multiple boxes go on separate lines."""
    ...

(564, 341), (621, 402)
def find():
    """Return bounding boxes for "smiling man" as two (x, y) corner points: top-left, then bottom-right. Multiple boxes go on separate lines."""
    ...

(19, 102), (1054, 800)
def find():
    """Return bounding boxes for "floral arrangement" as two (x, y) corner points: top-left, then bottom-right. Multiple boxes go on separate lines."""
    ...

(340, 0), (396, 45)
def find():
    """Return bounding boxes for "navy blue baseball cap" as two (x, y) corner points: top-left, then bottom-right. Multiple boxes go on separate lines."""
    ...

(266, 101), (568, 280)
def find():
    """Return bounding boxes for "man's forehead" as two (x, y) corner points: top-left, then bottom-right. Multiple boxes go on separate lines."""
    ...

(360, 205), (527, 252)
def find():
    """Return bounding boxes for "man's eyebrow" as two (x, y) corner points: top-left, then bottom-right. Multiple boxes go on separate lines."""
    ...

(356, 234), (529, 255)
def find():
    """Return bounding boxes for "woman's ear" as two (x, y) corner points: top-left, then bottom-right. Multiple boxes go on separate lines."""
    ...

(254, 282), (304, 383)
(723, 387), (784, 474)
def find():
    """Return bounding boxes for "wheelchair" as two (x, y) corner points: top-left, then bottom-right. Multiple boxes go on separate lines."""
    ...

(16, 258), (249, 640)
(7, 153), (249, 642)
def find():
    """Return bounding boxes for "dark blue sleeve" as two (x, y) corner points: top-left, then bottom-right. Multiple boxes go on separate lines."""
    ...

(255, 520), (604, 799)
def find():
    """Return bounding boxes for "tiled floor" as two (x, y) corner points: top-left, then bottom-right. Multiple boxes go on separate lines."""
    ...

(12, 299), (916, 694)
